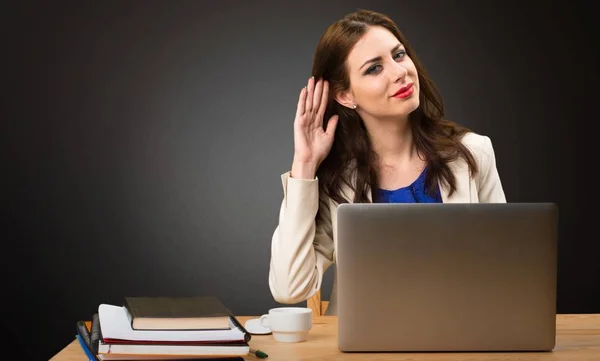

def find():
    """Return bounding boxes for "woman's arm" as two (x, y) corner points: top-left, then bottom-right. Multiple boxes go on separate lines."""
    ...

(477, 136), (507, 203)
(268, 172), (335, 304)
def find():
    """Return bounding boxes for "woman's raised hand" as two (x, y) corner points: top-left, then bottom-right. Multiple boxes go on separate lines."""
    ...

(291, 77), (339, 179)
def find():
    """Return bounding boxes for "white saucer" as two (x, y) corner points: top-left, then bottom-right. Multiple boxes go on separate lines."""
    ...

(244, 317), (272, 335)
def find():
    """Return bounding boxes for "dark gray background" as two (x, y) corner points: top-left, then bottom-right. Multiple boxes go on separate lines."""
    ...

(4, 1), (597, 360)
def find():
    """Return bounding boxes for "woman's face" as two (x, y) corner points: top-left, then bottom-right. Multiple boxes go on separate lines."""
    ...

(339, 26), (420, 120)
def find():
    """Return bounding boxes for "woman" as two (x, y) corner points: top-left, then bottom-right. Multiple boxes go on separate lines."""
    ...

(268, 9), (506, 314)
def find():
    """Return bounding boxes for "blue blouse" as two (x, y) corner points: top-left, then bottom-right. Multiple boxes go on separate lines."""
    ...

(372, 167), (443, 203)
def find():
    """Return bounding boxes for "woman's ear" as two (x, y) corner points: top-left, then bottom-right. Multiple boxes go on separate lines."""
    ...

(334, 90), (357, 110)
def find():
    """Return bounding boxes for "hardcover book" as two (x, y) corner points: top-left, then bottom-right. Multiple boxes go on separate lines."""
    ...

(125, 296), (232, 330)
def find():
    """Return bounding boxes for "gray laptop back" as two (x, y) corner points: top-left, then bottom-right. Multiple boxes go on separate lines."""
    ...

(336, 203), (558, 352)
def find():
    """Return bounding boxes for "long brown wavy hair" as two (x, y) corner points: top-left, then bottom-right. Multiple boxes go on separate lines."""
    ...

(312, 9), (478, 204)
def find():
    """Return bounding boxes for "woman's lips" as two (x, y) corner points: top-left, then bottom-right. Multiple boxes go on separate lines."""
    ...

(392, 83), (414, 98)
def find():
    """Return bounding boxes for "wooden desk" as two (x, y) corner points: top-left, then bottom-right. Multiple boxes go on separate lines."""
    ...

(51, 315), (600, 360)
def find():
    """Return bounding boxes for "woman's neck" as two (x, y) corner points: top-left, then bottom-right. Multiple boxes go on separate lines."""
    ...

(364, 116), (417, 169)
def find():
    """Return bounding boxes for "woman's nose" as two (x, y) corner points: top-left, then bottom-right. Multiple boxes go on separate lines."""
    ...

(392, 63), (408, 83)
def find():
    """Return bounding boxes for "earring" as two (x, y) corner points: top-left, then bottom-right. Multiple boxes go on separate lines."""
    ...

(353, 104), (357, 109)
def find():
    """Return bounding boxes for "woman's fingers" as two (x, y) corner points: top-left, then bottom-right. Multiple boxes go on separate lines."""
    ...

(296, 86), (307, 118)
(305, 77), (315, 113)
(312, 78), (323, 112)
(325, 114), (339, 136)
(297, 77), (329, 127)
(317, 80), (329, 116)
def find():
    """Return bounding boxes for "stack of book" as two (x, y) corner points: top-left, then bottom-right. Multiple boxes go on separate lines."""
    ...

(76, 296), (250, 360)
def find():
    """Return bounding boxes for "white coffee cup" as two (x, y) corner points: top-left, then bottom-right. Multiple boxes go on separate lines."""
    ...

(259, 307), (312, 342)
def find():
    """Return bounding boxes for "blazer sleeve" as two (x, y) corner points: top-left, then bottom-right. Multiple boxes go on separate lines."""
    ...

(268, 172), (335, 304)
(477, 136), (507, 203)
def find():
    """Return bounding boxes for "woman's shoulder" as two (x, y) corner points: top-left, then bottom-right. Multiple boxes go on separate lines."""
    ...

(459, 131), (495, 158)
(458, 131), (500, 178)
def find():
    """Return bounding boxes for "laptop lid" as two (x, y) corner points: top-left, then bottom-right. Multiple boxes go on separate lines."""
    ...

(336, 203), (558, 352)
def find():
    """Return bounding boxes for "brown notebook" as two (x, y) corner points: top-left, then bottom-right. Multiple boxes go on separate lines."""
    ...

(124, 296), (233, 330)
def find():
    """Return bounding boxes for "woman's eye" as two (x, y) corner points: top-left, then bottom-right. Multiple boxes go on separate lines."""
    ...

(393, 50), (406, 60)
(365, 50), (407, 75)
(366, 65), (382, 75)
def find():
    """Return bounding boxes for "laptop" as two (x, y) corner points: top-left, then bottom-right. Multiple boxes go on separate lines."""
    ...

(336, 203), (558, 352)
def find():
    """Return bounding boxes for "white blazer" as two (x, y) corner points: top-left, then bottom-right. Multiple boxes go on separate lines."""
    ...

(268, 132), (506, 308)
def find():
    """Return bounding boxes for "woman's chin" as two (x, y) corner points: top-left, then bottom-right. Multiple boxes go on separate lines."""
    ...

(387, 100), (420, 119)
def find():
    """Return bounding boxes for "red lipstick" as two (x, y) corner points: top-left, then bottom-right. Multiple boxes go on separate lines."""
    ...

(392, 83), (414, 98)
